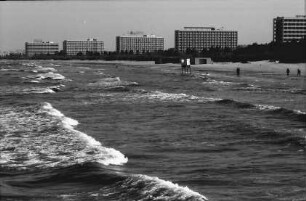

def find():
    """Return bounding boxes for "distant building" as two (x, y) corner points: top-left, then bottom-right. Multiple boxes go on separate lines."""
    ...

(116, 33), (164, 54)
(63, 39), (104, 56)
(175, 27), (238, 52)
(25, 41), (59, 56)
(273, 15), (306, 43)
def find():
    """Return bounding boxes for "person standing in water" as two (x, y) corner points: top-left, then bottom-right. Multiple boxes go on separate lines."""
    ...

(236, 67), (240, 76)
(286, 68), (290, 76)
(297, 69), (301, 77)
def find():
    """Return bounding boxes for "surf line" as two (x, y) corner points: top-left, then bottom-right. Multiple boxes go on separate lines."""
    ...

(41, 102), (128, 166)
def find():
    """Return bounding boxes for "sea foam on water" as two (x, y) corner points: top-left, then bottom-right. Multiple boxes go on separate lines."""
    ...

(0, 102), (128, 169)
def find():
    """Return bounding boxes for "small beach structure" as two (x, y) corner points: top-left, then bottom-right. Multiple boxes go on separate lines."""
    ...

(194, 57), (213, 65)
(181, 58), (191, 74)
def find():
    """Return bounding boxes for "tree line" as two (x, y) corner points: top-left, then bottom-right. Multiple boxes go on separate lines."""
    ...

(1, 40), (305, 63)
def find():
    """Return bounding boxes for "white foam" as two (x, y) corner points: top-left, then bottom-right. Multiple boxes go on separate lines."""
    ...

(27, 88), (56, 94)
(22, 63), (57, 72)
(24, 72), (65, 81)
(34, 67), (57, 73)
(0, 68), (20, 72)
(295, 110), (306, 115)
(0, 86), (61, 95)
(42, 102), (65, 118)
(29, 80), (40, 83)
(206, 80), (233, 85)
(127, 91), (221, 104)
(41, 103), (128, 166)
(137, 91), (198, 102)
(88, 77), (138, 88)
(0, 103), (128, 169)
(256, 104), (281, 111)
(133, 174), (208, 200)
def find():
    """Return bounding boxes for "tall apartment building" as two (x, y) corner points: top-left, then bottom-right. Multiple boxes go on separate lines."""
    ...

(25, 40), (59, 56)
(273, 15), (306, 43)
(63, 38), (104, 56)
(116, 34), (164, 54)
(175, 27), (238, 52)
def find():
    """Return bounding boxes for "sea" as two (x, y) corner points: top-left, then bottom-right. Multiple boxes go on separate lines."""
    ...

(0, 60), (305, 201)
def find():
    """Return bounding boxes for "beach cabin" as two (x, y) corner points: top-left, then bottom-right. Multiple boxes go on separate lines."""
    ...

(194, 57), (213, 65)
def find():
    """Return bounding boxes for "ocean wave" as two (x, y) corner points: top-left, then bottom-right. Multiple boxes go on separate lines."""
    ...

(0, 102), (128, 169)
(256, 104), (306, 122)
(0, 68), (20, 72)
(32, 66), (57, 73)
(1, 161), (208, 200)
(24, 72), (66, 81)
(88, 77), (138, 89)
(94, 173), (208, 201)
(213, 98), (306, 122)
(234, 86), (306, 95)
(204, 79), (233, 86)
(198, 95), (306, 123)
(54, 167), (208, 201)
(124, 174), (208, 201)
(234, 84), (263, 92)
(21, 62), (57, 73)
(82, 90), (221, 105)
(0, 85), (65, 95)
(143, 91), (199, 102)
(216, 99), (255, 109)
(256, 104), (281, 111)
(122, 91), (221, 104)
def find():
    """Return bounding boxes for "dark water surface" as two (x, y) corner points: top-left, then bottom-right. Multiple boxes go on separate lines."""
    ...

(0, 60), (305, 201)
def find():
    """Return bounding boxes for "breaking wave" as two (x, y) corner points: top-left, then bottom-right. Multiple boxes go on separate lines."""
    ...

(23, 72), (66, 81)
(0, 102), (208, 201)
(111, 174), (208, 201)
(0, 85), (65, 95)
(88, 77), (138, 89)
(214, 99), (306, 122)
(0, 102), (128, 169)
(48, 164), (208, 201)
(256, 104), (306, 122)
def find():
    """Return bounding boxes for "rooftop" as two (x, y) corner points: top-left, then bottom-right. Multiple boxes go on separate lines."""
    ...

(119, 34), (163, 38)
(177, 27), (236, 32)
(26, 41), (58, 44)
(275, 15), (306, 20)
(184, 27), (216, 31)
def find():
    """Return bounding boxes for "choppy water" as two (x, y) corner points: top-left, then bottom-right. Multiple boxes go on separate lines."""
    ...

(0, 60), (305, 201)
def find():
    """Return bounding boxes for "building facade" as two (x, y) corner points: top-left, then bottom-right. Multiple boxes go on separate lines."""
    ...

(25, 41), (59, 56)
(273, 15), (306, 43)
(116, 34), (164, 54)
(63, 39), (104, 56)
(175, 27), (238, 52)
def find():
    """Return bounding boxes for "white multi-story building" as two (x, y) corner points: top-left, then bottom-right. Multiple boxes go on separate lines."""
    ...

(175, 27), (238, 52)
(63, 39), (104, 56)
(116, 33), (164, 54)
(25, 40), (59, 56)
(273, 15), (306, 43)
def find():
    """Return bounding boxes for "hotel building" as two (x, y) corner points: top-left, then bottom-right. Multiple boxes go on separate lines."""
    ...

(175, 27), (238, 52)
(273, 15), (306, 43)
(63, 39), (104, 56)
(25, 40), (59, 56)
(116, 34), (164, 54)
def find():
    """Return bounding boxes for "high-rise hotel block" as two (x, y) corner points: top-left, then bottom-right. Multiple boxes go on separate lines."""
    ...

(273, 15), (306, 43)
(63, 38), (104, 56)
(116, 34), (164, 54)
(25, 40), (59, 56)
(175, 27), (238, 52)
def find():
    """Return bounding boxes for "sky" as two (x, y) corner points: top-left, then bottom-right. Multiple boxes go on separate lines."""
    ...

(0, 0), (305, 52)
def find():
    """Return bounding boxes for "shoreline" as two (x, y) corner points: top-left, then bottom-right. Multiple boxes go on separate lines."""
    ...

(1, 59), (305, 76)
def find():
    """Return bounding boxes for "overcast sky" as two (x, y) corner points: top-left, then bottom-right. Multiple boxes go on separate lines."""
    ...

(0, 0), (304, 51)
